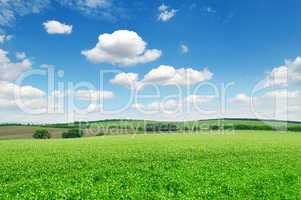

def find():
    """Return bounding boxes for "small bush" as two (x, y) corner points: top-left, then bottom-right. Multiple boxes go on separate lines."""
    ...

(62, 129), (84, 139)
(288, 126), (301, 132)
(96, 132), (105, 136)
(209, 125), (220, 130)
(33, 129), (51, 139)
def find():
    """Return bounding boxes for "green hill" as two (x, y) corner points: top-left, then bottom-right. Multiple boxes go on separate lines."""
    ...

(1, 118), (300, 140)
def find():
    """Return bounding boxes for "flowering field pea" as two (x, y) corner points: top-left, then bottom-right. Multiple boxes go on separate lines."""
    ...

(0, 132), (301, 199)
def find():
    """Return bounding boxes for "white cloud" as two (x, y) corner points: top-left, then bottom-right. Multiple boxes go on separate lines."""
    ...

(158, 4), (168, 12)
(58, 0), (119, 21)
(0, 0), (122, 30)
(75, 90), (114, 101)
(158, 4), (177, 22)
(82, 30), (161, 66)
(43, 20), (73, 34)
(0, 0), (49, 27)
(0, 49), (32, 81)
(111, 65), (213, 91)
(262, 56), (301, 88)
(0, 81), (46, 110)
(180, 44), (189, 54)
(227, 89), (301, 121)
(0, 34), (12, 43)
(230, 93), (251, 105)
(15, 52), (26, 60)
(86, 103), (103, 113)
(0, 81), (45, 99)
(263, 66), (288, 88)
(132, 94), (215, 113)
(0, 97), (46, 110)
(83, 0), (109, 8)
(184, 94), (215, 104)
(143, 65), (213, 86)
(110, 72), (142, 89)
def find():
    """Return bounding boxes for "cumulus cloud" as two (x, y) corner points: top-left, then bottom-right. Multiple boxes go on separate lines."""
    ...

(180, 44), (189, 54)
(75, 90), (114, 101)
(82, 30), (161, 66)
(0, 34), (12, 43)
(0, 81), (45, 99)
(0, 49), (32, 81)
(0, 97), (46, 110)
(143, 65), (213, 86)
(110, 72), (142, 89)
(230, 93), (251, 105)
(86, 103), (103, 113)
(132, 94), (216, 113)
(0, 81), (46, 110)
(262, 56), (301, 88)
(43, 20), (73, 34)
(228, 89), (301, 121)
(158, 4), (177, 22)
(111, 65), (213, 91)
(184, 94), (216, 104)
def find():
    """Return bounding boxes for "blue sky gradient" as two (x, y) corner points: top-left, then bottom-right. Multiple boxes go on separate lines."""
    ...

(0, 0), (301, 123)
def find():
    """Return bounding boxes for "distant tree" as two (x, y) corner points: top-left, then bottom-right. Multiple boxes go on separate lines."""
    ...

(33, 129), (51, 139)
(62, 129), (84, 138)
(96, 132), (105, 136)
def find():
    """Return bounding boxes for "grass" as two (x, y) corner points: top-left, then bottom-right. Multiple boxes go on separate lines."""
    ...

(0, 131), (301, 199)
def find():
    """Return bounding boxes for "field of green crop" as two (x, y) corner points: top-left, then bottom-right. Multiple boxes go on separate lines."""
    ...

(1, 131), (301, 199)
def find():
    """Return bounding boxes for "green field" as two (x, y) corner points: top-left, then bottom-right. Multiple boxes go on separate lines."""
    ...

(1, 131), (301, 199)
(1, 119), (301, 140)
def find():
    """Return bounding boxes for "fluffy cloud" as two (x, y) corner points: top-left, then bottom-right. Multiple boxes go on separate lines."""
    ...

(0, 34), (12, 43)
(82, 30), (161, 66)
(262, 56), (301, 88)
(143, 65), (213, 86)
(43, 20), (73, 34)
(184, 94), (216, 104)
(0, 97), (46, 110)
(132, 94), (216, 113)
(0, 81), (45, 99)
(86, 103), (103, 113)
(228, 89), (301, 121)
(110, 72), (141, 89)
(180, 44), (189, 54)
(0, 49), (32, 81)
(158, 4), (177, 22)
(111, 65), (213, 91)
(230, 93), (251, 105)
(75, 90), (114, 101)
(0, 81), (46, 110)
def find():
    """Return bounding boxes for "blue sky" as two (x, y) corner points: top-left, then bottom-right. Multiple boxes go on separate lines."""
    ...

(0, 0), (301, 123)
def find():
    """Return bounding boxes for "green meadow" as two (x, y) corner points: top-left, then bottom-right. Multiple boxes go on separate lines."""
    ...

(1, 131), (301, 199)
